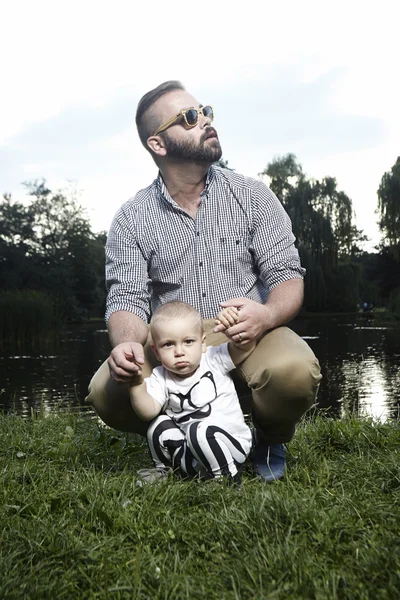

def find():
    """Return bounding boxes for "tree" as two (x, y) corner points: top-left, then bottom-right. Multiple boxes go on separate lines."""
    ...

(215, 158), (234, 170)
(23, 180), (92, 257)
(0, 181), (106, 321)
(260, 154), (366, 311)
(377, 157), (400, 256)
(260, 154), (364, 264)
(0, 194), (36, 288)
(260, 153), (303, 202)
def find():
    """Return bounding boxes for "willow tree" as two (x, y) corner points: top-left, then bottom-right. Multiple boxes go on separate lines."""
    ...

(260, 154), (363, 311)
(376, 158), (400, 316)
(377, 157), (400, 256)
(260, 155), (361, 263)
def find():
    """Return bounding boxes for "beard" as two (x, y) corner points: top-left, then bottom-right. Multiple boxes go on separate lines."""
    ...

(162, 128), (223, 163)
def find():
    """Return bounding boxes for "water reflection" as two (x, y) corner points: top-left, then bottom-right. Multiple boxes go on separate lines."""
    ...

(290, 315), (400, 422)
(356, 359), (390, 420)
(0, 316), (399, 421)
(0, 326), (111, 419)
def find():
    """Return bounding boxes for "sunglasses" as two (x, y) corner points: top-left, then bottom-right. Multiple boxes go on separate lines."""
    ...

(153, 105), (214, 136)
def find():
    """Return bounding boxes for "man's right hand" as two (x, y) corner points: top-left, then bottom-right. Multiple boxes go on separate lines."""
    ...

(108, 342), (145, 383)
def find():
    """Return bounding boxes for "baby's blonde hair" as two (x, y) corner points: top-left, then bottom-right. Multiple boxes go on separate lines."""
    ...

(150, 301), (203, 339)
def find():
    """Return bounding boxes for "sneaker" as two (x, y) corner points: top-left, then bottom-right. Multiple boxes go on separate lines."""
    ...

(252, 431), (286, 482)
(136, 468), (170, 486)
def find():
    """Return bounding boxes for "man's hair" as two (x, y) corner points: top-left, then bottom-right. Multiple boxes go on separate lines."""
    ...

(135, 80), (185, 150)
(150, 301), (203, 337)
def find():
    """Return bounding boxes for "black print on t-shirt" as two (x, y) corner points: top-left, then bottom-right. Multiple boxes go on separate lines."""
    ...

(170, 371), (217, 424)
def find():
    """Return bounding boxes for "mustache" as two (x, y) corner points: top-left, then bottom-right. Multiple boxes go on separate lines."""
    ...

(202, 127), (219, 142)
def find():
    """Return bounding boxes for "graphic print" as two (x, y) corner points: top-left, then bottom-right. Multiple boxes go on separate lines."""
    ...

(169, 371), (217, 424)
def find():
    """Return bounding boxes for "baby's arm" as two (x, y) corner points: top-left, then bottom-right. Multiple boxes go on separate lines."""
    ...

(129, 377), (163, 421)
(215, 307), (257, 366)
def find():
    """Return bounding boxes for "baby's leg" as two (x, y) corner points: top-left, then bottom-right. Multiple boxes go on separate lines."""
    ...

(186, 421), (250, 480)
(147, 415), (197, 476)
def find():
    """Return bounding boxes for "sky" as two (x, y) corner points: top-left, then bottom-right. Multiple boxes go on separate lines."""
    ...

(1, 0), (399, 250)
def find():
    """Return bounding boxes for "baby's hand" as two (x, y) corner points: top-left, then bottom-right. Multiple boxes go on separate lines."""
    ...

(215, 306), (240, 331)
(129, 371), (145, 387)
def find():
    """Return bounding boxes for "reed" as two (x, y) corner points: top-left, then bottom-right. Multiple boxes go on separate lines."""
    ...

(0, 290), (58, 348)
(389, 288), (400, 319)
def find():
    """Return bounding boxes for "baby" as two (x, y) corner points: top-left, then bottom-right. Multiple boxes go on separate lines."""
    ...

(129, 301), (256, 482)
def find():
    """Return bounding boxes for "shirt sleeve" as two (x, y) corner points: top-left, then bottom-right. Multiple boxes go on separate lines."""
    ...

(251, 180), (305, 290)
(205, 343), (235, 376)
(105, 204), (151, 323)
(144, 368), (168, 408)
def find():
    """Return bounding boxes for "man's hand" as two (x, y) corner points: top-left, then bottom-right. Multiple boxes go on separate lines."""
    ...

(213, 297), (271, 345)
(108, 342), (145, 383)
(213, 281), (304, 345)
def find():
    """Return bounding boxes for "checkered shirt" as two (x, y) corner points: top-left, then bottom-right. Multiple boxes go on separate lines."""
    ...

(105, 166), (305, 323)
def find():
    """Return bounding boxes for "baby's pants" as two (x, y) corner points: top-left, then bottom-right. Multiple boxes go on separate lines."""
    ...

(147, 415), (250, 479)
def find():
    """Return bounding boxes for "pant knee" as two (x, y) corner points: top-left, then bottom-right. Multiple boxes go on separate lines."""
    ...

(147, 415), (171, 441)
(85, 365), (148, 435)
(251, 356), (321, 400)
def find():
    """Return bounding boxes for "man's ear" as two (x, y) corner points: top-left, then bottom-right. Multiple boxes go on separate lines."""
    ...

(201, 333), (207, 353)
(151, 343), (160, 360)
(147, 135), (167, 157)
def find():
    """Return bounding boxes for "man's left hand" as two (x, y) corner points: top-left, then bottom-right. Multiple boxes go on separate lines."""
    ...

(213, 297), (271, 345)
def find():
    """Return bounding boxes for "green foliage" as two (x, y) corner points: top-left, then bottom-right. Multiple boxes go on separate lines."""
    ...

(378, 157), (400, 252)
(0, 290), (56, 348)
(262, 152), (303, 201)
(298, 249), (327, 311)
(261, 154), (365, 262)
(260, 154), (366, 311)
(0, 193), (36, 289)
(215, 157), (234, 170)
(324, 263), (361, 312)
(1, 412), (399, 599)
(356, 249), (400, 308)
(373, 158), (400, 313)
(0, 181), (106, 328)
(389, 288), (400, 319)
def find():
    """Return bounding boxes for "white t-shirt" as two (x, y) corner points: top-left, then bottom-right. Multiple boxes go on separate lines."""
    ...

(144, 343), (251, 443)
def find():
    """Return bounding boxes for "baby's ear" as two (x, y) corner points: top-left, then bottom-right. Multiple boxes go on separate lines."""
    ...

(151, 343), (160, 360)
(202, 333), (207, 352)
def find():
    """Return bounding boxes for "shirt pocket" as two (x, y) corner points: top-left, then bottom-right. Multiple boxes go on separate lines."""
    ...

(218, 235), (253, 276)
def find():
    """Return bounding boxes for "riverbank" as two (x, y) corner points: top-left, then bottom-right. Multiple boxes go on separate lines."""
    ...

(1, 412), (399, 599)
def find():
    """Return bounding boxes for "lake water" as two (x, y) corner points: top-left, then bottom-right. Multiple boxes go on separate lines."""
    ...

(1, 315), (399, 421)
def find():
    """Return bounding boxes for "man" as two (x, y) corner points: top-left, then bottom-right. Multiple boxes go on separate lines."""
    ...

(86, 80), (322, 482)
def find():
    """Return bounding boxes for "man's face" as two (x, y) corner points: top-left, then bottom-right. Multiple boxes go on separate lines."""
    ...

(151, 316), (206, 378)
(152, 90), (222, 163)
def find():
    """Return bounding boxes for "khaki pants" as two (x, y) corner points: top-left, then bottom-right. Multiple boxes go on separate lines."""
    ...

(85, 321), (322, 443)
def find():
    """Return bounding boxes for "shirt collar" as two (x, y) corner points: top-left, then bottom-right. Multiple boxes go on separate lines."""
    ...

(155, 165), (217, 204)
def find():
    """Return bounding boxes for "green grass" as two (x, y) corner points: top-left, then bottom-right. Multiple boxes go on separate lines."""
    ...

(1, 411), (399, 600)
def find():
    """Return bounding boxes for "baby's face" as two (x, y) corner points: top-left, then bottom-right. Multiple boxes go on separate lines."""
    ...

(151, 316), (206, 378)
